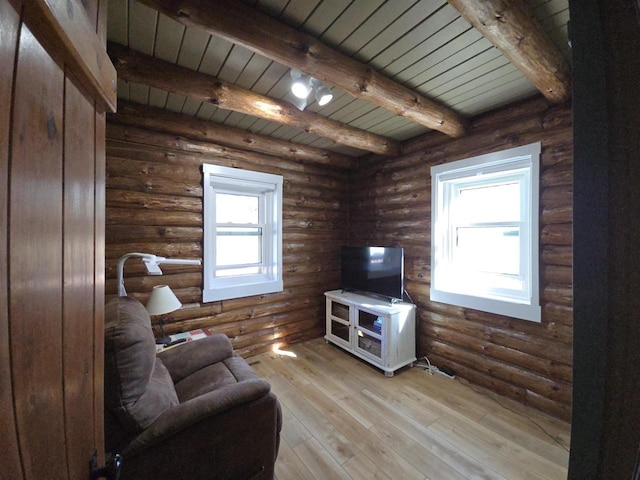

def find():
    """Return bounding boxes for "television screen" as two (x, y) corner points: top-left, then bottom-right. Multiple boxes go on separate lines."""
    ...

(340, 246), (404, 301)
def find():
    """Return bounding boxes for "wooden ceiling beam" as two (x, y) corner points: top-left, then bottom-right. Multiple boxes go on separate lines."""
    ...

(109, 43), (399, 156)
(109, 100), (359, 169)
(447, 0), (571, 104)
(139, 0), (468, 138)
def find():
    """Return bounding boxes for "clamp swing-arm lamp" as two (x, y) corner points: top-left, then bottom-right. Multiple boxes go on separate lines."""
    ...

(117, 252), (202, 297)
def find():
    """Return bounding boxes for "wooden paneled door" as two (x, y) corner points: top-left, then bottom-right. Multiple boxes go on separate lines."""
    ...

(0, 0), (115, 478)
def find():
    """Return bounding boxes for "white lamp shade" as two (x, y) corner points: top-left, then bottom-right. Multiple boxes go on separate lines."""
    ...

(146, 285), (182, 316)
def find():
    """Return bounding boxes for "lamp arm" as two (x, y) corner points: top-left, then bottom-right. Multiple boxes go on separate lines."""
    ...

(143, 256), (202, 274)
(117, 253), (202, 297)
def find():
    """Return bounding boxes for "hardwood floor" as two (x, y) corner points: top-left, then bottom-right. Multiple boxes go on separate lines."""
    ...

(248, 338), (571, 480)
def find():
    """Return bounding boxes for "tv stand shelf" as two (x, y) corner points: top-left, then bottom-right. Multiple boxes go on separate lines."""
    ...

(324, 290), (416, 376)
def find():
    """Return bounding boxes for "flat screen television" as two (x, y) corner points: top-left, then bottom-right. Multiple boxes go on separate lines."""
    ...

(340, 246), (404, 301)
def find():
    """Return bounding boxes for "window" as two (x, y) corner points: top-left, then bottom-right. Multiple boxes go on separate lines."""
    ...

(202, 164), (283, 302)
(430, 142), (541, 322)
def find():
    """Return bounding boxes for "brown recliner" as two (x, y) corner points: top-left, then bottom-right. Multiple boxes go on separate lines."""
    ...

(104, 296), (281, 480)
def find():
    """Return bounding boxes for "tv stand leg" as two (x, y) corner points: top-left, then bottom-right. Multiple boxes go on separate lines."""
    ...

(385, 371), (394, 377)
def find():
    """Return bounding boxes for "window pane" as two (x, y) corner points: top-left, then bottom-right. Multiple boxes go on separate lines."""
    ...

(455, 226), (520, 276)
(216, 227), (262, 266)
(456, 182), (520, 223)
(216, 193), (259, 224)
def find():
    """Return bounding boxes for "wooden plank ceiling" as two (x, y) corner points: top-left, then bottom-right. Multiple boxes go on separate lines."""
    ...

(107, 0), (570, 158)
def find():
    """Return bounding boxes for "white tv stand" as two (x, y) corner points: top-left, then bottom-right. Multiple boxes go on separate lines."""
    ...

(324, 290), (416, 376)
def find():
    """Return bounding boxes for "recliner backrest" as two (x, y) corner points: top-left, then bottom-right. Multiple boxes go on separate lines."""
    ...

(104, 297), (179, 446)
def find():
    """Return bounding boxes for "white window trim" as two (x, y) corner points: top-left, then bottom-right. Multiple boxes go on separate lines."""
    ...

(430, 142), (541, 322)
(202, 164), (283, 302)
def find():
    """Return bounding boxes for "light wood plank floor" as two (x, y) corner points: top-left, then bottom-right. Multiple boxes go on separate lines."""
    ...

(248, 338), (571, 480)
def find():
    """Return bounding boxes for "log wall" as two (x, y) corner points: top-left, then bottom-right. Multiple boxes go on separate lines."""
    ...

(105, 119), (350, 358)
(348, 96), (573, 420)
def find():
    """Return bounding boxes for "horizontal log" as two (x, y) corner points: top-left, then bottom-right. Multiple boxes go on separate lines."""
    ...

(541, 224), (573, 246)
(543, 303), (573, 326)
(541, 185), (572, 209)
(106, 189), (202, 212)
(351, 189), (430, 210)
(525, 389), (572, 422)
(106, 225), (203, 244)
(542, 245), (573, 266)
(542, 205), (572, 225)
(105, 260), (200, 280)
(347, 203), (431, 224)
(283, 271), (339, 290)
(541, 145), (573, 168)
(349, 218), (428, 234)
(284, 206), (349, 223)
(284, 181), (349, 202)
(105, 242), (202, 260)
(542, 285), (573, 307)
(106, 175), (202, 198)
(105, 208), (202, 227)
(283, 195), (343, 212)
(542, 104), (573, 130)
(107, 155), (202, 182)
(108, 286), (203, 305)
(352, 230), (430, 248)
(110, 100), (358, 168)
(541, 165), (573, 188)
(106, 271), (202, 295)
(349, 176), (429, 201)
(543, 265), (573, 285)
(283, 218), (346, 231)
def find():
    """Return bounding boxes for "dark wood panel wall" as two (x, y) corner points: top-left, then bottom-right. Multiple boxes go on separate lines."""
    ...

(0, 0), (108, 477)
(348, 96), (573, 421)
(104, 120), (351, 358)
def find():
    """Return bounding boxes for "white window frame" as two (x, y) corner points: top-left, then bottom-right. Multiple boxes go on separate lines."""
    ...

(430, 142), (541, 322)
(202, 164), (283, 302)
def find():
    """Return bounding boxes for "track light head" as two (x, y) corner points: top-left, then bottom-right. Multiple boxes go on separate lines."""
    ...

(315, 83), (333, 106)
(290, 69), (312, 99)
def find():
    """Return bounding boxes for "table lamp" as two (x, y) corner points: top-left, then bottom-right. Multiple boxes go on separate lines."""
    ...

(146, 284), (182, 345)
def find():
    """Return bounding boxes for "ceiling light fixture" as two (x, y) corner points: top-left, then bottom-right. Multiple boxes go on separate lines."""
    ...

(289, 69), (332, 110)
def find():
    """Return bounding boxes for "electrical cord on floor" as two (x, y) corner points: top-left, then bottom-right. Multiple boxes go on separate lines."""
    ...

(456, 376), (571, 453)
(414, 355), (456, 379)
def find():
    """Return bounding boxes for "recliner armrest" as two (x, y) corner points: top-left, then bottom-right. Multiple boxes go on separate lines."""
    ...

(121, 378), (271, 457)
(158, 334), (233, 383)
